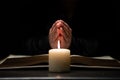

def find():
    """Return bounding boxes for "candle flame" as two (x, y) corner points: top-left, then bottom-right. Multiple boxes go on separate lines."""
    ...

(58, 40), (60, 49)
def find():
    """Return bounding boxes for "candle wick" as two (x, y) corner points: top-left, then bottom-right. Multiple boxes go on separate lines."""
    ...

(58, 40), (60, 49)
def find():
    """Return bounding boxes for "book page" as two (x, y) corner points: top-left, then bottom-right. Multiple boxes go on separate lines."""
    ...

(0, 54), (120, 68)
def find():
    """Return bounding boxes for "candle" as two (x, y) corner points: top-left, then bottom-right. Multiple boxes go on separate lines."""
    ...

(49, 40), (71, 72)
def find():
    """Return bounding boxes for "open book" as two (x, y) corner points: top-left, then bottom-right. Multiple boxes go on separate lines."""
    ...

(0, 54), (120, 69)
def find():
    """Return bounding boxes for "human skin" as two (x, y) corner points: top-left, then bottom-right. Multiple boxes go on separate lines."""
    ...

(49, 20), (72, 49)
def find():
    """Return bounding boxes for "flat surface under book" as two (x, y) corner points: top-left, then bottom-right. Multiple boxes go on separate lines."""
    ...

(0, 65), (120, 80)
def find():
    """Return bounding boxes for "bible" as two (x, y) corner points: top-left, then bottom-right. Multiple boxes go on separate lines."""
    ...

(0, 54), (120, 69)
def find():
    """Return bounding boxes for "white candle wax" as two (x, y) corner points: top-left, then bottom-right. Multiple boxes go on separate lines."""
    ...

(49, 49), (70, 72)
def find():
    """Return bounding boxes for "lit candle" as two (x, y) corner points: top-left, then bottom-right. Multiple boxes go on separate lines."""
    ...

(49, 40), (71, 72)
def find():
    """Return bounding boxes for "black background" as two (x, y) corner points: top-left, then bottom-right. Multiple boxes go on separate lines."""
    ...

(0, 0), (118, 55)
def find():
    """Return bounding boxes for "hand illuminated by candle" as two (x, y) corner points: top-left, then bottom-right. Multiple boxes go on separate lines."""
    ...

(49, 20), (72, 49)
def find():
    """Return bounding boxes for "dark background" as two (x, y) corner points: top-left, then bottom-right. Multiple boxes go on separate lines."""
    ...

(0, 0), (118, 56)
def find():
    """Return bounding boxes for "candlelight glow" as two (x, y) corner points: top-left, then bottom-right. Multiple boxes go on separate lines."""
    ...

(58, 40), (60, 49)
